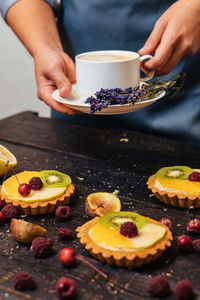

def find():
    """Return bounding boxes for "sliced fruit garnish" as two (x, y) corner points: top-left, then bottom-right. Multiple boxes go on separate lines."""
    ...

(0, 144), (17, 176)
(155, 166), (193, 180)
(39, 170), (71, 188)
(85, 192), (121, 217)
(11, 219), (46, 243)
(156, 178), (200, 195)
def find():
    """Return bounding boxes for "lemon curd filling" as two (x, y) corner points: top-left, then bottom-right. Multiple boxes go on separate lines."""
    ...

(89, 223), (166, 251)
(155, 178), (200, 196)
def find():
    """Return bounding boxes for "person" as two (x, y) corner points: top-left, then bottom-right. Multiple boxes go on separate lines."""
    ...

(1, 0), (200, 145)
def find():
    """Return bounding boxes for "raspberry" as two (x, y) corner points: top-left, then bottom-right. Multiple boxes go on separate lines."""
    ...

(18, 183), (31, 197)
(148, 275), (171, 297)
(56, 277), (76, 298)
(31, 237), (53, 258)
(188, 171), (200, 182)
(0, 212), (5, 225)
(193, 239), (200, 253)
(187, 218), (200, 234)
(59, 248), (76, 266)
(13, 271), (37, 290)
(55, 206), (71, 221)
(159, 218), (172, 230)
(120, 222), (138, 238)
(176, 280), (194, 300)
(29, 177), (43, 190)
(58, 228), (72, 240)
(1, 204), (18, 221)
(177, 235), (193, 253)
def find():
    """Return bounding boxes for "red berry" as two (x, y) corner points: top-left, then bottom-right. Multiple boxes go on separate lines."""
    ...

(159, 218), (172, 230)
(187, 218), (200, 234)
(176, 280), (194, 300)
(188, 171), (200, 182)
(31, 237), (53, 258)
(56, 276), (76, 298)
(1, 204), (18, 221)
(59, 248), (76, 266)
(29, 177), (43, 190)
(55, 206), (71, 221)
(193, 239), (200, 253)
(149, 275), (171, 297)
(0, 200), (3, 209)
(58, 228), (73, 240)
(13, 271), (37, 290)
(177, 235), (193, 253)
(18, 183), (31, 197)
(120, 222), (138, 238)
(0, 212), (5, 225)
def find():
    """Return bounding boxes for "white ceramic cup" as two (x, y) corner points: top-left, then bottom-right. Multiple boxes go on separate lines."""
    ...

(75, 50), (154, 97)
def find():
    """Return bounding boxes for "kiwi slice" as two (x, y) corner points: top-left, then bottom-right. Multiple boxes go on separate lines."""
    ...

(99, 211), (148, 230)
(39, 170), (72, 188)
(155, 166), (193, 180)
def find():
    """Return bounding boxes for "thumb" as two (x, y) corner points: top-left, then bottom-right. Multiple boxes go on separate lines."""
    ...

(51, 69), (72, 97)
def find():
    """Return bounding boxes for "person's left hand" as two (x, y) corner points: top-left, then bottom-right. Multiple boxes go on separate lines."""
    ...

(138, 0), (200, 75)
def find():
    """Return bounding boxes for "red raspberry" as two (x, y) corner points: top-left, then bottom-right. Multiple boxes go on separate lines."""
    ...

(177, 235), (193, 253)
(188, 171), (200, 182)
(55, 206), (71, 221)
(29, 177), (43, 190)
(18, 183), (31, 197)
(58, 228), (72, 240)
(159, 218), (172, 230)
(1, 204), (18, 221)
(149, 275), (171, 297)
(193, 239), (200, 253)
(31, 237), (53, 258)
(13, 271), (37, 290)
(120, 222), (138, 238)
(59, 248), (76, 266)
(176, 280), (194, 300)
(187, 218), (200, 234)
(0, 212), (5, 225)
(56, 277), (76, 298)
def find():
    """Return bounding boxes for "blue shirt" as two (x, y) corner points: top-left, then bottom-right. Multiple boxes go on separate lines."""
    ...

(1, 0), (200, 146)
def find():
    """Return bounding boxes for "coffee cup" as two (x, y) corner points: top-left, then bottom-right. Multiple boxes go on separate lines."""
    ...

(75, 50), (154, 97)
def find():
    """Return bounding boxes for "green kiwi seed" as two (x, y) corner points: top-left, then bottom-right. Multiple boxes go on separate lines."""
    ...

(99, 211), (148, 230)
(155, 166), (193, 180)
(39, 170), (72, 188)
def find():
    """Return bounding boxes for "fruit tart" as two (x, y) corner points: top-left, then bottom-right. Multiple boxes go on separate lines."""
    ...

(0, 170), (74, 215)
(76, 211), (172, 268)
(147, 166), (200, 208)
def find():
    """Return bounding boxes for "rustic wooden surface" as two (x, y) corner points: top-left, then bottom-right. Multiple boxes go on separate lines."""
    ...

(0, 111), (199, 300)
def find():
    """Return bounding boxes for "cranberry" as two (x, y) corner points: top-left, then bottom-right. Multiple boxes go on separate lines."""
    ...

(59, 248), (76, 267)
(120, 222), (138, 238)
(18, 183), (31, 197)
(176, 280), (194, 300)
(29, 177), (43, 190)
(188, 171), (200, 182)
(58, 228), (73, 240)
(177, 235), (193, 253)
(56, 277), (76, 298)
(187, 218), (200, 234)
(193, 239), (200, 253)
(55, 206), (71, 221)
(149, 275), (171, 297)
(159, 218), (172, 230)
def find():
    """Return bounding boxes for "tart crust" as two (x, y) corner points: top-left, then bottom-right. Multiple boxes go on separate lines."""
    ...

(76, 217), (172, 268)
(147, 175), (200, 208)
(0, 184), (75, 215)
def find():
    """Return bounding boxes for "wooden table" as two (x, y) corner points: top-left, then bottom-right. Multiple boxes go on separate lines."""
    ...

(0, 111), (199, 300)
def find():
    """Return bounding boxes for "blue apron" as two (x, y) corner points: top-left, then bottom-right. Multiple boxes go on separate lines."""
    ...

(53, 0), (200, 146)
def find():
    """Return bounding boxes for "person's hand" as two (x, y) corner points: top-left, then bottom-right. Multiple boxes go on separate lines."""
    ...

(139, 0), (200, 75)
(34, 47), (78, 114)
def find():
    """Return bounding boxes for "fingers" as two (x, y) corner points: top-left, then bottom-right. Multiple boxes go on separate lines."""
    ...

(49, 68), (72, 98)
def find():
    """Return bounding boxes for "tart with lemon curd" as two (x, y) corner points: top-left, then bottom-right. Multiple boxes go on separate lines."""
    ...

(76, 211), (172, 268)
(0, 170), (74, 215)
(147, 166), (200, 208)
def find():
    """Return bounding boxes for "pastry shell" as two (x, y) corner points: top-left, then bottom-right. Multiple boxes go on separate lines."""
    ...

(0, 184), (75, 215)
(76, 217), (172, 268)
(147, 175), (200, 208)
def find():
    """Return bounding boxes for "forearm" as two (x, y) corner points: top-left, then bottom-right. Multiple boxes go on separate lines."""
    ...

(6, 0), (63, 57)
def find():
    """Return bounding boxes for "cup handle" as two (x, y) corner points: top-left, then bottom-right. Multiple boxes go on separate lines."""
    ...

(139, 55), (154, 82)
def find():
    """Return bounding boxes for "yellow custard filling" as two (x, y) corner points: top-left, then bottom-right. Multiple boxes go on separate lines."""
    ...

(89, 223), (166, 251)
(155, 178), (200, 195)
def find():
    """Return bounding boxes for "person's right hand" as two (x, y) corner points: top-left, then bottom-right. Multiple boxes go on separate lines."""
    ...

(34, 47), (78, 115)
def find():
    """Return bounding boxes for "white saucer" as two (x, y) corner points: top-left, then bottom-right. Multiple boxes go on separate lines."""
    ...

(52, 84), (166, 115)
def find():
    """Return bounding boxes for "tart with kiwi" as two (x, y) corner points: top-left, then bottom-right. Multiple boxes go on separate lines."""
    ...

(147, 166), (200, 208)
(76, 211), (172, 268)
(0, 170), (74, 215)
